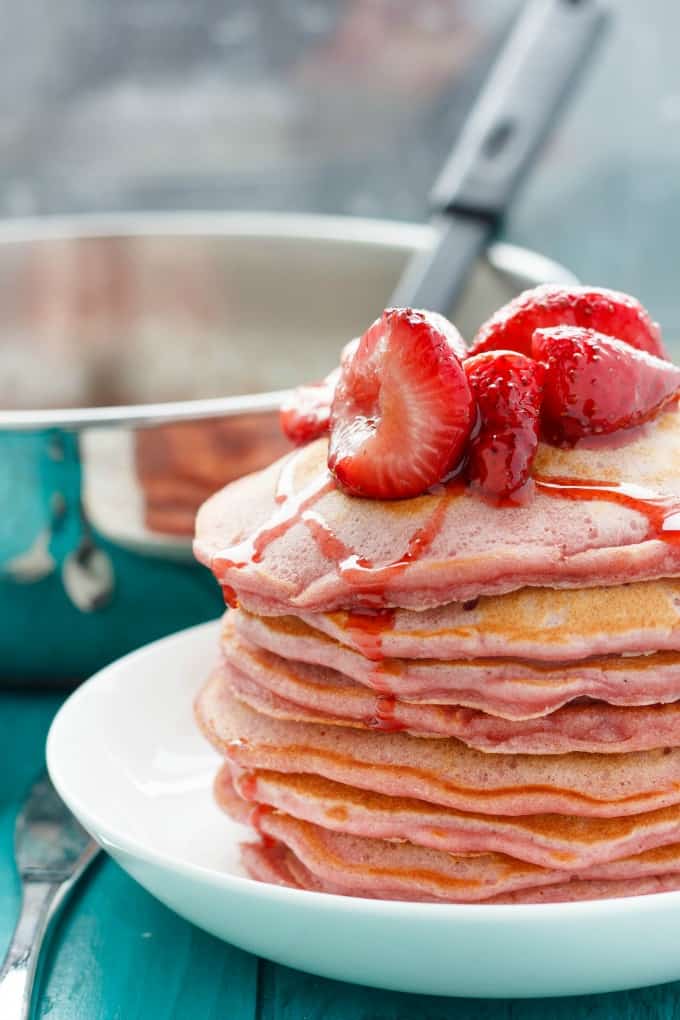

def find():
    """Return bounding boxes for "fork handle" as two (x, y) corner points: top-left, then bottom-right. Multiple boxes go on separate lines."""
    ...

(0, 881), (63, 1020)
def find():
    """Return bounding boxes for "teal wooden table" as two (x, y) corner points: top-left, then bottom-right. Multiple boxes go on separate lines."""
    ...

(2, 691), (680, 1018)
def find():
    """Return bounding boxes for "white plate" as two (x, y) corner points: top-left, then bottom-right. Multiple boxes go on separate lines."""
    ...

(47, 621), (680, 998)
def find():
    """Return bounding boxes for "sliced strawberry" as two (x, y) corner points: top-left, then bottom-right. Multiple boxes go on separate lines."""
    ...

(280, 338), (360, 446)
(280, 370), (338, 445)
(415, 310), (468, 362)
(328, 308), (474, 499)
(470, 285), (666, 360)
(533, 326), (680, 445)
(464, 351), (544, 502)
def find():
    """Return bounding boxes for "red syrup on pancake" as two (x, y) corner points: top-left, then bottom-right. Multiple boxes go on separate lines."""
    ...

(236, 770), (258, 801)
(234, 771), (277, 846)
(535, 478), (680, 543)
(214, 447), (462, 602)
(249, 805), (276, 848)
(338, 491), (459, 591)
(221, 584), (239, 609)
(341, 609), (396, 660)
(366, 694), (406, 733)
(214, 442), (680, 609)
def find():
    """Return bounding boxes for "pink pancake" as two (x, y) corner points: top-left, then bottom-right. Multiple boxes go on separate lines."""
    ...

(218, 773), (680, 903)
(241, 840), (680, 903)
(221, 621), (680, 753)
(216, 765), (680, 871)
(196, 669), (680, 818)
(194, 409), (680, 613)
(298, 578), (680, 662)
(234, 609), (680, 719)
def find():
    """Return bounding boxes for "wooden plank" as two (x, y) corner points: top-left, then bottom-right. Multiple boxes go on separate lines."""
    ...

(257, 958), (680, 1020)
(38, 859), (259, 1020)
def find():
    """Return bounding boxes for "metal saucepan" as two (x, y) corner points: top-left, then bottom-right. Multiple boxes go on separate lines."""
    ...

(0, 211), (575, 684)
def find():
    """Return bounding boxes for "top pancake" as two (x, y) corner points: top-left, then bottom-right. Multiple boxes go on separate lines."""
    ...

(195, 407), (680, 612)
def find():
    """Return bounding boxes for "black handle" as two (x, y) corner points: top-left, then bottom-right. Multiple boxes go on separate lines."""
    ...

(431, 0), (608, 221)
(390, 0), (608, 312)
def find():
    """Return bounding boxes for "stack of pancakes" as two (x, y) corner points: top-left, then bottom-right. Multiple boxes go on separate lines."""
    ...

(194, 407), (680, 903)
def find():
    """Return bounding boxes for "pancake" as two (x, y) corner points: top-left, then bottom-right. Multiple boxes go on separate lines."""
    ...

(234, 610), (680, 719)
(194, 408), (680, 613)
(299, 579), (680, 663)
(220, 632), (680, 754)
(196, 669), (680, 817)
(489, 874), (680, 903)
(217, 771), (680, 903)
(216, 765), (680, 871)
(195, 387), (680, 904)
(240, 839), (680, 903)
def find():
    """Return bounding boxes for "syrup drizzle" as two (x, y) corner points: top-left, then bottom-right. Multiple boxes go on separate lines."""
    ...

(214, 447), (460, 599)
(342, 609), (396, 660)
(236, 771), (276, 846)
(214, 469), (335, 571)
(236, 770), (258, 801)
(368, 662), (396, 696)
(214, 449), (680, 616)
(366, 693), (406, 733)
(221, 584), (239, 609)
(338, 492), (457, 590)
(535, 476), (680, 542)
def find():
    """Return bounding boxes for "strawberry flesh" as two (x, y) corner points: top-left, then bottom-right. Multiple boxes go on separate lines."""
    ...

(280, 338), (360, 446)
(533, 326), (680, 446)
(464, 351), (544, 502)
(280, 371), (339, 446)
(328, 308), (474, 499)
(471, 285), (666, 360)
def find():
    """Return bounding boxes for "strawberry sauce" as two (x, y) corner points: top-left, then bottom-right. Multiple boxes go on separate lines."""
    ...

(215, 468), (335, 571)
(366, 694), (406, 733)
(214, 448), (461, 597)
(221, 584), (239, 608)
(235, 771), (277, 846)
(236, 770), (258, 801)
(249, 804), (276, 848)
(341, 609), (396, 660)
(535, 477), (680, 543)
(214, 446), (680, 611)
(338, 492), (458, 590)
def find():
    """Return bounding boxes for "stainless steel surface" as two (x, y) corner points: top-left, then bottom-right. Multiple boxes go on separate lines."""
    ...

(0, 214), (576, 681)
(391, 0), (606, 312)
(0, 774), (99, 1019)
(0, 212), (575, 427)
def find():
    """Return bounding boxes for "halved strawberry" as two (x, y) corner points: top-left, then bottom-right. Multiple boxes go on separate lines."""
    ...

(464, 351), (544, 502)
(470, 285), (666, 360)
(328, 308), (474, 499)
(280, 338), (360, 446)
(533, 326), (680, 445)
(414, 310), (468, 362)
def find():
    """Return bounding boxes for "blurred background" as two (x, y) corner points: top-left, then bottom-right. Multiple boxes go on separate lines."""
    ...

(0, 0), (677, 328)
(4, 0), (680, 684)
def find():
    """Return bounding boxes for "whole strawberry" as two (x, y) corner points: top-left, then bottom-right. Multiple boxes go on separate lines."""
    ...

(464, 351), (544, 502)
(533, 326), (680, 445)
(471, 285), (666, 360)
(328, 308), (474, 499)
